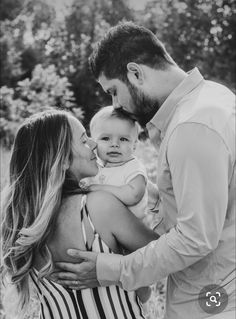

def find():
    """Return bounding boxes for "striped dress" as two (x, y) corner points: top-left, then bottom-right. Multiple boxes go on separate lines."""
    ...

(30, 196), (146, 319)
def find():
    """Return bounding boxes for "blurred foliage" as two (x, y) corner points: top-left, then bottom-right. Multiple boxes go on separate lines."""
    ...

(137, 0), (236, 85)
(48, 0), (134, 126)
(0, 0), (235, 146)
(0, 64), (82, 148)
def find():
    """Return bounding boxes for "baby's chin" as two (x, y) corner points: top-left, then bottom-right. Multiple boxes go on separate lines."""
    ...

(104, 156), (134, 167)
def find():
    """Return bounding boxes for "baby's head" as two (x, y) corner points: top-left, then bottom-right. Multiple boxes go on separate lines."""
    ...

(90, 106), (139, 166)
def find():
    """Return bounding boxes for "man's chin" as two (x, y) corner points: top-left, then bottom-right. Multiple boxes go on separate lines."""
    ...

(135, 114), (150, 127)
(136, 106), (159, 127)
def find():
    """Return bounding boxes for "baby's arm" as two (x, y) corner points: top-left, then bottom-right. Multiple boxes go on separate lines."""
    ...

(88, 174), (146, 206)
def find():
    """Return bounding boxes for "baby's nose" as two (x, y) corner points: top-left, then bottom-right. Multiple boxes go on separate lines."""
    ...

(111, 140), (119, 147)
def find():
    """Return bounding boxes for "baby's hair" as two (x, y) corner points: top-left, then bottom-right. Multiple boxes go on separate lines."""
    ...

(90, 105), (139, 138)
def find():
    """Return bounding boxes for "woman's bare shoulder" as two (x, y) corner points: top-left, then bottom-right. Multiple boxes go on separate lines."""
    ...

(60, 194), (82, 212)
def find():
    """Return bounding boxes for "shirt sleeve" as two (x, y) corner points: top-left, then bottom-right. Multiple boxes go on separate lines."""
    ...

(97, 123), (230, 290)
(124, 158), (148, 184)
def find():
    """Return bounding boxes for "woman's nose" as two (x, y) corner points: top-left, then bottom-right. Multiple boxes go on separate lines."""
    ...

(88, 138), (97, 150)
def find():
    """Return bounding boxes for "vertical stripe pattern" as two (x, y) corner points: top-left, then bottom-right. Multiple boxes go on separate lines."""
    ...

(30, 195), (146, 319)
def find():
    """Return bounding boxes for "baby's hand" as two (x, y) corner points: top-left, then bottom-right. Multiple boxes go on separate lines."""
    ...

(87, 184), (105, 192)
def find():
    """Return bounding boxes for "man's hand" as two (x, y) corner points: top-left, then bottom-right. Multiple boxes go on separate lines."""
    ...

(49, 249), (99, 290)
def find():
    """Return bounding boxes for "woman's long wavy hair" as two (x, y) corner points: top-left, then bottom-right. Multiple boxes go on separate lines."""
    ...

(1, 110), (82, 316)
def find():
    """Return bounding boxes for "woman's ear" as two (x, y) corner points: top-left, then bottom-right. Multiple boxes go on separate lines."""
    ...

(127, 62), (144, 86)
(63, 162), (70, 171)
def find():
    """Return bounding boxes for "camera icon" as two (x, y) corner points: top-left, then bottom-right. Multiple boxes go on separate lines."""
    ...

(198, 284), (228, 314)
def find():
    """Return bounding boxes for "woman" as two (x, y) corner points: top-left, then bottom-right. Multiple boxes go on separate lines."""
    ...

(1, 110), (158, 319)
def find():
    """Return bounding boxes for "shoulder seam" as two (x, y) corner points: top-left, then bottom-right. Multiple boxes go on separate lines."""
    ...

(167, 121), (231, 156)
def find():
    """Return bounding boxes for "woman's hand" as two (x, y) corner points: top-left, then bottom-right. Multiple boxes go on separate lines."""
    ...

(50, 249), (99, 290)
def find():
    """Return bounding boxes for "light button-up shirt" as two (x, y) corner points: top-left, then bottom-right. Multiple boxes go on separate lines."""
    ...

(97, 68), (236, 318)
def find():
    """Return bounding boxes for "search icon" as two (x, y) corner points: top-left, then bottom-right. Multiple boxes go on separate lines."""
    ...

(210, 295), (217, 303)
(198, 284), (228, 314)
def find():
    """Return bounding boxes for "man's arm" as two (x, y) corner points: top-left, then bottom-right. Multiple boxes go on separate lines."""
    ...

(88, 175), (146, 205)
(97, 123), (230, 290)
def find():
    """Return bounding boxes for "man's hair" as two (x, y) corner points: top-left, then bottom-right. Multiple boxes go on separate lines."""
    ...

(89, 21), (176, 82)
(90, 105), (139, 138)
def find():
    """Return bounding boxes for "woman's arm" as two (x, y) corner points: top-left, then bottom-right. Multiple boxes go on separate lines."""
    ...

(50, 191), (158, 288)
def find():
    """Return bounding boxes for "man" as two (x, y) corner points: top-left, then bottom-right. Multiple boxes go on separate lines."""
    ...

(53, 22), (235, 318)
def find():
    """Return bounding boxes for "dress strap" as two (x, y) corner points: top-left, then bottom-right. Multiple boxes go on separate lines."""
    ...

(80, 195), (96, 251)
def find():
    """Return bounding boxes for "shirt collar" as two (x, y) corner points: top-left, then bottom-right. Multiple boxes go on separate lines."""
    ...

(147, 67), (204, 134)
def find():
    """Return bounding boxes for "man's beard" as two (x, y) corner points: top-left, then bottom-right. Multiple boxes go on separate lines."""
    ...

(127, 81), (160, 127)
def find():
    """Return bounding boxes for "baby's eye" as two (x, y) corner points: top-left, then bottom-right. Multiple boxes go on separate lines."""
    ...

(120, 137), (129, 142)
(101, 137), (109, 141)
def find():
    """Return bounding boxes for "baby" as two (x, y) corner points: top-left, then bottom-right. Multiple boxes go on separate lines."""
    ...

(88, 105), (148, 220)
(86, 105), (151, 303)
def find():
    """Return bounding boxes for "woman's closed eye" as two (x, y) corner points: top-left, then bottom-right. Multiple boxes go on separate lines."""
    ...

(82, 135), (91, 146)
(82, 137), (89, 144)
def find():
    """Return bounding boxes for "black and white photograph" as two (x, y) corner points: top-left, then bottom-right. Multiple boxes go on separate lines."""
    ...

(0, 0), (235, 318)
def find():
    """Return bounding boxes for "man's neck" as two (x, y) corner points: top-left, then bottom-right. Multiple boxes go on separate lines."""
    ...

(151, 66), (188, 105)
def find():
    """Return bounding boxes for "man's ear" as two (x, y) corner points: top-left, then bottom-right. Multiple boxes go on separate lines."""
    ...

(133, 139), (138, 151)
(127, 62), (144, 86)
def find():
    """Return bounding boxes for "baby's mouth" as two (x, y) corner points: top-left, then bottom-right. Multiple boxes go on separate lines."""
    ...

(107, 152), (121, 156)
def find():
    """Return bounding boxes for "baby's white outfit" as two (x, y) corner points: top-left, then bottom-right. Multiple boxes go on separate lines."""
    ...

(93, 157), (148, 219)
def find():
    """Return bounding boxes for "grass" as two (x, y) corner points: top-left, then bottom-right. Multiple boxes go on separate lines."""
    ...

(0, 141), (166, 319)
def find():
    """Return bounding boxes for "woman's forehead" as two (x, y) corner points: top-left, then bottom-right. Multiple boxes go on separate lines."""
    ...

(68, 116), (85, 138)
